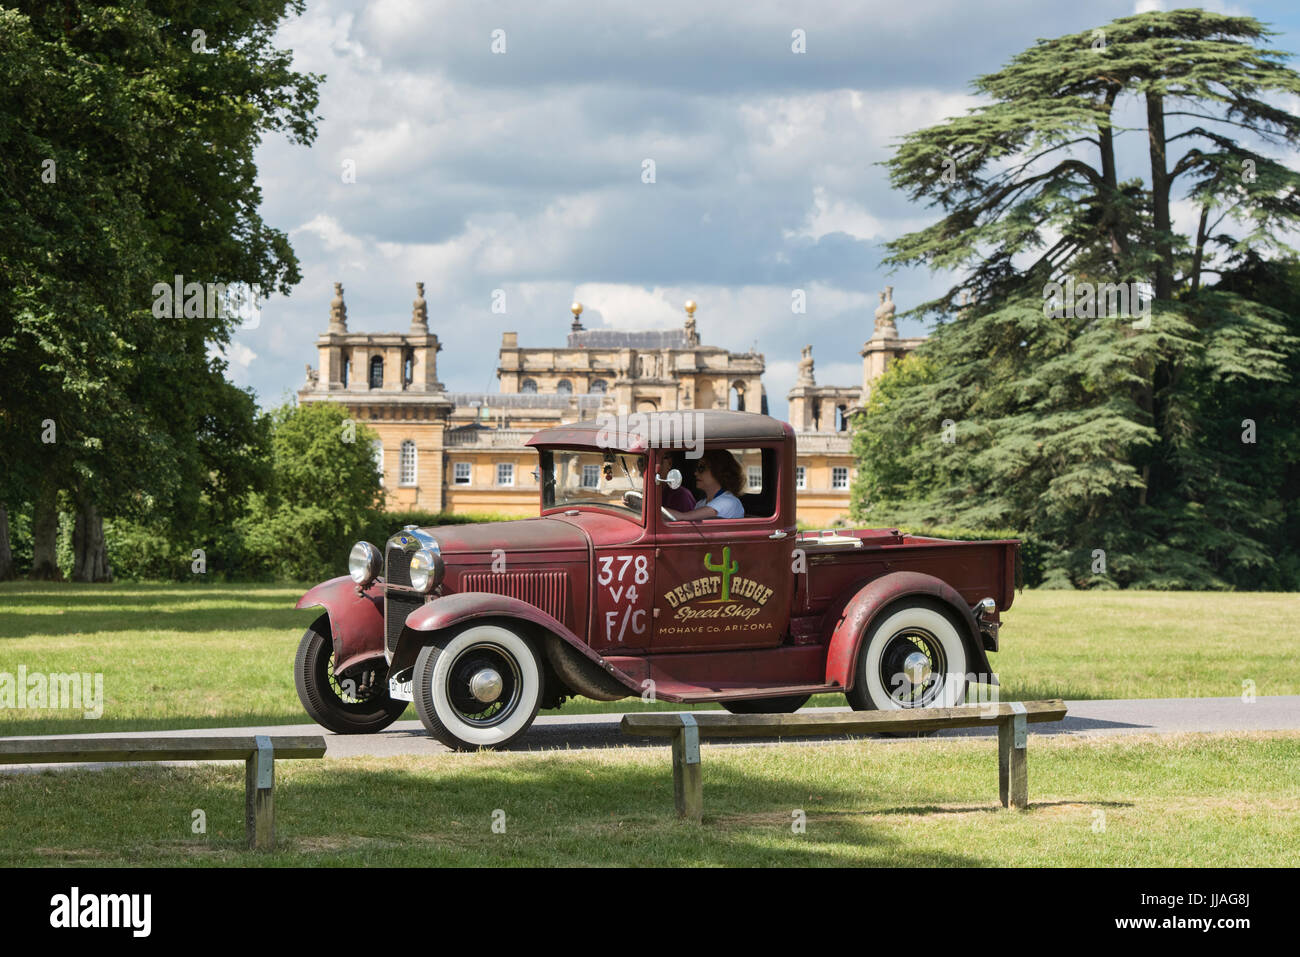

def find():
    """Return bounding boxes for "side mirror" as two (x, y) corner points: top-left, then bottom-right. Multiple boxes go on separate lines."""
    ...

(655, 468), (682, 490)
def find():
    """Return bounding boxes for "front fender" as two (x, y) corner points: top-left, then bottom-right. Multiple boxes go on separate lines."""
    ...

(824, 571), (997, 689)
(399, 592), (641, 693)
(296, 576), (386, 674)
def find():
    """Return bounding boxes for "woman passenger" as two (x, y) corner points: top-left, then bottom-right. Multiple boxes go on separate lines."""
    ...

(664, 449), (745, 520)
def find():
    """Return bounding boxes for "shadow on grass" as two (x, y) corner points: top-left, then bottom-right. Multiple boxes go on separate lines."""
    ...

(0, 606), (317, 639)
(0, 711), (334, 737)
(0, 582), (308, 599)
(0, 760), (992, 867)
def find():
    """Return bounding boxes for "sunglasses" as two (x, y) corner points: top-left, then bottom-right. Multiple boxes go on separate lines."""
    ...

(694, 463), (710, 474)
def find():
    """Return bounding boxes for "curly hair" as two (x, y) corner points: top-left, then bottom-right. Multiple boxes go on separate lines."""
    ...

(699, 449), (744, 497)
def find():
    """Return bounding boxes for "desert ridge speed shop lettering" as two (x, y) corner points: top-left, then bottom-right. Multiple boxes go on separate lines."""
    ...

(664, 574), (773, 609)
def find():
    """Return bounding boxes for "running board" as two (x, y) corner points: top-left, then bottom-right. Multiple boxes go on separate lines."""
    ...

(600, 645), (836, 703)
(652, 683), (843, 704)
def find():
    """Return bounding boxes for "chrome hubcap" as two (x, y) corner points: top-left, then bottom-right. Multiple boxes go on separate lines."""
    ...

(469, 668), (504, 703)
(902, 651), (932, 686)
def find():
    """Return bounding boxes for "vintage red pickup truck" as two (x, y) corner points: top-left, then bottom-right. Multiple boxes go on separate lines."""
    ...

(294, 411), (1017, 750)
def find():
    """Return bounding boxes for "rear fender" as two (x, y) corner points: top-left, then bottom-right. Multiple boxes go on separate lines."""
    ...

(296, 576), (386, 674)
(399, 591), (640, 693)
(824, 571), (997, 689)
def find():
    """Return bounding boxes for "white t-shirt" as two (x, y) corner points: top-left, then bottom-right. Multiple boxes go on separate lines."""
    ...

(694, 489), (744, 519)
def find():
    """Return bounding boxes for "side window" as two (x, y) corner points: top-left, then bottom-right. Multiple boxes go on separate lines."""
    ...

(736, 448), (777, 518)
(666, 447), (777, 521)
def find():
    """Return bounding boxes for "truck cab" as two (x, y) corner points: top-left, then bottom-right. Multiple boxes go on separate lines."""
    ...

(294, 411), (1017, 751)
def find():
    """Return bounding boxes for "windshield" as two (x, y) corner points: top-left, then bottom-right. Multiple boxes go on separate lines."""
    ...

(540, 448), (646, 518)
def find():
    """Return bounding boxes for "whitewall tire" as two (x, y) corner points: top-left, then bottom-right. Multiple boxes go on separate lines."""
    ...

(412, 623), (543, 751)
(847, 602), (969, 711)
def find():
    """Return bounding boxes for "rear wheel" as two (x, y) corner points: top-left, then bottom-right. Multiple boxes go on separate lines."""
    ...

(721, 695), (810, 714)
(846, 602), (969, 715)
(294, 615), (408, 734)
(413, 623), (543, 751)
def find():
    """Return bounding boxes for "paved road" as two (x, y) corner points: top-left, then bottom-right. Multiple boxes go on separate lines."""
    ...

(2, 695), (1296, 770)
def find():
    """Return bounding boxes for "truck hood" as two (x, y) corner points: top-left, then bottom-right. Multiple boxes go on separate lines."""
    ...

(420, 517), (589, 557)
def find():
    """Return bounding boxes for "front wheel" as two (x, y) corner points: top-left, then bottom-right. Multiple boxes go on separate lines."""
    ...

(846, 602), (969, 713)
(294, 615), (408, 734)
(412, 623), (543, 751)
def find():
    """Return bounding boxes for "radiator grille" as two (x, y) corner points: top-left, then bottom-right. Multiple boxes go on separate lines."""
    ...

(460, 570), (569, 624)
(385, 591), (425, 654)
(386, 547), (412, 588)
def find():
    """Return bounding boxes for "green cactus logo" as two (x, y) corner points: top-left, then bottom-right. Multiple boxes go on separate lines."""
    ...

(703, 546), (739, 601)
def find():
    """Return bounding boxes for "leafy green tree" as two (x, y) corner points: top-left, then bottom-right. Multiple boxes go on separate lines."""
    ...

(239, 402), (383, 582)
(0, 1), (320, 580)
(855, 10), (1300, 588)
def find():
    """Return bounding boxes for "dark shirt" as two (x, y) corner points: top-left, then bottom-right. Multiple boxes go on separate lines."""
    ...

(663, 485), (696, 513)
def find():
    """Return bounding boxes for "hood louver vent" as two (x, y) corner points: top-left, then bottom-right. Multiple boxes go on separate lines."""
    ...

(460, 570), (569, 625)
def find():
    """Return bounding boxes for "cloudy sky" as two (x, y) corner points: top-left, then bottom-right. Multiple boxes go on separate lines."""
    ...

(232, 0), (1300, 420)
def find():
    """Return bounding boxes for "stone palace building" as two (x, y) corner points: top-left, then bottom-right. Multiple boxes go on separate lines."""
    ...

(298, 283), (920, 525)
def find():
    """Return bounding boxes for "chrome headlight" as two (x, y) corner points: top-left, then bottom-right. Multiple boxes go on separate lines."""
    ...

(348, 541), (383, 585)
(408, 547), (444, 593)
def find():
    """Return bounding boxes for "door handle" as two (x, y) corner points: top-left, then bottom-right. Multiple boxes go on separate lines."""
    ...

(769, 530), (788, 540)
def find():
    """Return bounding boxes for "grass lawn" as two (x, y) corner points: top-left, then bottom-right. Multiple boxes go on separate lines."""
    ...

(1, 731), (1296, 866)
(0, 582), (1296, 735)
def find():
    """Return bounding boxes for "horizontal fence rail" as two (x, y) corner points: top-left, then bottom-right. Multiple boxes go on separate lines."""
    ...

(0, 735), (327, 849)
(622, 700), (1068, 821)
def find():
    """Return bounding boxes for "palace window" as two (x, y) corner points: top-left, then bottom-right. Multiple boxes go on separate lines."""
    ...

(746, 465), (762, 492)
(521, 378), (538, 394)
(556, 379), (573, 394)
(496, 463), (514, 487)
(581, 464), (600, 488)
(399, 440), (417, 486)
(453, 462), (471, 485)
(795, 466), (807, 490)
(589, 379), (607, 393)
(369, 355), (383, 390)
(831, 466), (849, 490)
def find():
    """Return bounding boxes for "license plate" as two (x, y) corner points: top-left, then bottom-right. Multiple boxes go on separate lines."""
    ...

(389, 676), (413, 701)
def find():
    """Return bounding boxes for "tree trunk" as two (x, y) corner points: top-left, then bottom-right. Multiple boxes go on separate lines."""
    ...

(1145, 91), (1174, 300)
(1190, 202), (1210, 295)
(31, 490), (60, 580)
(1098, 83), (1128, 264)
(73, 502), (112, 582)
(0, 507), (13, 581)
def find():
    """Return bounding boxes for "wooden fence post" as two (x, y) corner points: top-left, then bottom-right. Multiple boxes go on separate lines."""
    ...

(671, 714), (703, 823)
(998, 705), (1029, 809)
(245, 735), (276, 849)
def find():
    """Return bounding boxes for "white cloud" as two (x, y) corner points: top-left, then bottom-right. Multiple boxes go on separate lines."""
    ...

(785, 186), (886, 242)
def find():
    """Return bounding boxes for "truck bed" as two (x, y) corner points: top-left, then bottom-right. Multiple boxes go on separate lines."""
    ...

(793, 527), (1018, 627)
